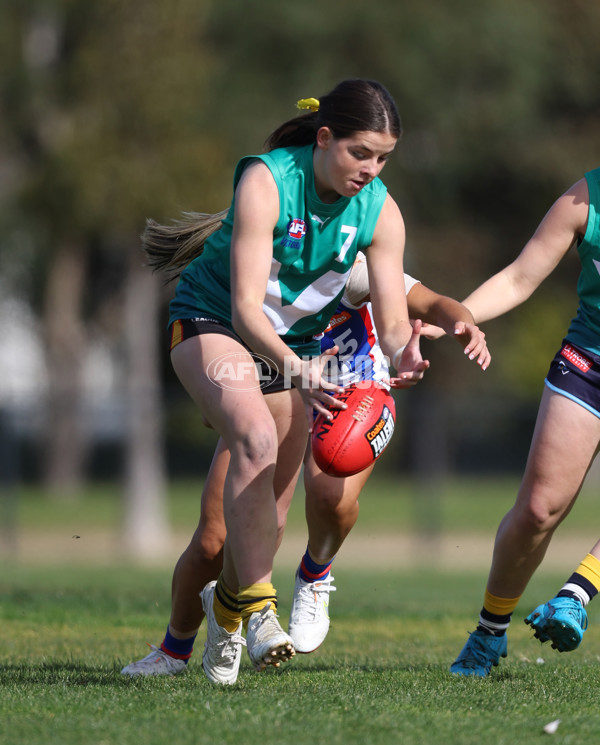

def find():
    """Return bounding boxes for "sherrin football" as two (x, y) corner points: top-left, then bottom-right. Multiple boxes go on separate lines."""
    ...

(311, 380), (396, 477)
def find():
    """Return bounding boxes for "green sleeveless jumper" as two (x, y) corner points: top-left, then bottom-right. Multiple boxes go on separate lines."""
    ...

(169, 144), (388, 355)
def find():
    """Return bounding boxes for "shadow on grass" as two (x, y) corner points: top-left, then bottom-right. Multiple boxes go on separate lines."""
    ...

(0, 660), (128, 686)
(267, 658), (450, 675)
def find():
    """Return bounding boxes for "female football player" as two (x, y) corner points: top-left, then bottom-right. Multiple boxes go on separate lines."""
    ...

(121, 253), (489, 681)
(135, 78), (430, 685)
(450, 169), (600, 677)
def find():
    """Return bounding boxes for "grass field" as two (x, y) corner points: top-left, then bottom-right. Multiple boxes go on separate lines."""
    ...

(2, 565), (600, 745)
(2, 476), (600, 744)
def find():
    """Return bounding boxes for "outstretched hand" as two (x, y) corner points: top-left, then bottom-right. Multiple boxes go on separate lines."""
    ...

(297, 346), (347, 429)
(452, 321), (490, 371)
(386, 319), (430, 389)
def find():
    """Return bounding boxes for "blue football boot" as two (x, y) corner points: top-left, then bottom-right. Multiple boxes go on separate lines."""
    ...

(450, 629), (508, 677)
(525, 596), (588, 652)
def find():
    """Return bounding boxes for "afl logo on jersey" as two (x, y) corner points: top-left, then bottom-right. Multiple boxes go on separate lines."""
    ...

(288, 218), (307, 239)
(281, 218), (308, 249)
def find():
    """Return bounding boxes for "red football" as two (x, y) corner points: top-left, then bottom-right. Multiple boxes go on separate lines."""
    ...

(311, 380), (396, 477)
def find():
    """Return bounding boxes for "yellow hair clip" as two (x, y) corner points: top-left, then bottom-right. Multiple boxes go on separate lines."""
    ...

(296, 97), (320, 112)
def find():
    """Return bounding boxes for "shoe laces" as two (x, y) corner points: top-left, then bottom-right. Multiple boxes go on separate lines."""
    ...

(551, 598), (588, 630)
(249, 603), (294, 646)
(295, 576), (336, 621)
(252, 602), (281, 631)
(213, 630), (246, 662)
(144, 643), (169, 661)
(142, 644), (183, 670)
(459, 633), (503, 669)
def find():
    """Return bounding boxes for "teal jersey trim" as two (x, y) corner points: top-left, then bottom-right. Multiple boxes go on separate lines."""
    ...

(168, 144), (388, 353)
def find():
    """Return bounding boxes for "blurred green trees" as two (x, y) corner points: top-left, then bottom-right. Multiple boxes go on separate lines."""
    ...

(1, 0), (599, 493)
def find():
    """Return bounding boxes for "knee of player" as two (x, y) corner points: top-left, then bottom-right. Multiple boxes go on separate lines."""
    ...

(232, 423), (278, 472)
(275, 518), (287, 543)
(307, 488), (357, 520)
(516, 499), (563, 533)
(187, 524), (226, 564)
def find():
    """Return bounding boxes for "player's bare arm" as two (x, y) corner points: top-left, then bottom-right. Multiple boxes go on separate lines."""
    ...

(464, 178), (590, 324)
(407, 284), (490, 370)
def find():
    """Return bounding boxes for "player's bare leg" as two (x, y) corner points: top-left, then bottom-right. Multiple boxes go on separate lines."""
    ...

(122, 383), (306, 678)
(487, 389), (600, 600)
(288, 455), (376, 652)
(452, 388), (600, 677)
(304, 455), (375, 564)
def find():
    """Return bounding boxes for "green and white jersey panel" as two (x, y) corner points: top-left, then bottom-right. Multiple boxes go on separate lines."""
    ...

(168, 144), (388, 354)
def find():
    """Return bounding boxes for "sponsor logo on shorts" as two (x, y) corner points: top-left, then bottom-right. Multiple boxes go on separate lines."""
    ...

(365, 405), (395, 458)
(561, 343), (592, 373)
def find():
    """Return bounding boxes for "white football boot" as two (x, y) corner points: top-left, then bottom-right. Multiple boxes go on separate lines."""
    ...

(246, 602), (295, 671)
(201, 581), (246, 685)
(288, 571), (336, 653)
(120, 645), (188, 677)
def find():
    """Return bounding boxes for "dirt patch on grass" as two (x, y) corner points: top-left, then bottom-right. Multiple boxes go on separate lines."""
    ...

(3, 527), (595, 573)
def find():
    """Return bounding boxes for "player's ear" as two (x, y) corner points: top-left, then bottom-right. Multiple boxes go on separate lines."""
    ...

(316, 127), (333, 149)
